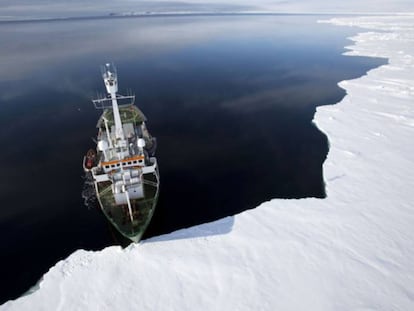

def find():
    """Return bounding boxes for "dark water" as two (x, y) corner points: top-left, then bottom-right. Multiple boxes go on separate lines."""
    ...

(0, 15), (385, 303)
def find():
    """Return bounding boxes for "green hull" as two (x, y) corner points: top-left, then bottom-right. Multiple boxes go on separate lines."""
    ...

(96, 168), (159, 242)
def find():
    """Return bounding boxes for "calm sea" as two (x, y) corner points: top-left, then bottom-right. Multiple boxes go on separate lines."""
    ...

(0, 14), (385, 303)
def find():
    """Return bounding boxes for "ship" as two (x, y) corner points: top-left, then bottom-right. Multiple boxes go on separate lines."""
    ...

(83, 63), (159, 243)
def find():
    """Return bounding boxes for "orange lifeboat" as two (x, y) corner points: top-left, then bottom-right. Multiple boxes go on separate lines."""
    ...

(83, 149), (97, 171)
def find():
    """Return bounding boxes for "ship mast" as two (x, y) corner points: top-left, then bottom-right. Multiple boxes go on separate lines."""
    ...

(102, 63), (124, 141)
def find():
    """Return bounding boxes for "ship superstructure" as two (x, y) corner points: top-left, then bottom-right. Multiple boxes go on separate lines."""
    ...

(84, 63), (159, 242)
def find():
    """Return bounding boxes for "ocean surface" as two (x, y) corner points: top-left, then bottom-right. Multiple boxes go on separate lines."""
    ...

(0, 14), (385, 303)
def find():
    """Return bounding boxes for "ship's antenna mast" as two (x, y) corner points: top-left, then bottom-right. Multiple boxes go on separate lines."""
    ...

(102, 63), (124, 141)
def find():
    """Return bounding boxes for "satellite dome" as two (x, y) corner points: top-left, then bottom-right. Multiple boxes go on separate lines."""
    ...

(137, 138), (146, 148)
(97, 140), (109, 151)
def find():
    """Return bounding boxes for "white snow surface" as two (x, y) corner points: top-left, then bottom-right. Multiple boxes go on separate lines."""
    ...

(3, 15), (414, 310)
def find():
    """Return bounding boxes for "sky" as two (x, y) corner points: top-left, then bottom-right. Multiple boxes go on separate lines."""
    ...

(1, 0), (414, 20)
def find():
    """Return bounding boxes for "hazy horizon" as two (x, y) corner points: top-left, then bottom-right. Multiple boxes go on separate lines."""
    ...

(1, 0), (414, 21)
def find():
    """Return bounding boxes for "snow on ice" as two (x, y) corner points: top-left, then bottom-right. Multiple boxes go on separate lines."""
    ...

(2, 15), (414, 310)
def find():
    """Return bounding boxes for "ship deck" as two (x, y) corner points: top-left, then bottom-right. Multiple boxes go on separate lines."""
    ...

(97, 105), (147, 128)
(97, 172), (159, 241)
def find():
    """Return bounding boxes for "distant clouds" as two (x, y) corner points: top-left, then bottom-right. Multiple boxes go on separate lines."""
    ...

(1, 0), (414, 20)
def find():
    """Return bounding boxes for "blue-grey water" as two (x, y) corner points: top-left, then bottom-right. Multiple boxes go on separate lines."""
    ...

(0, 15), (385, 303)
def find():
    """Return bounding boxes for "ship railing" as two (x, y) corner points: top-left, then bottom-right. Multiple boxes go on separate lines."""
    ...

(92, 94), (135, 109)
